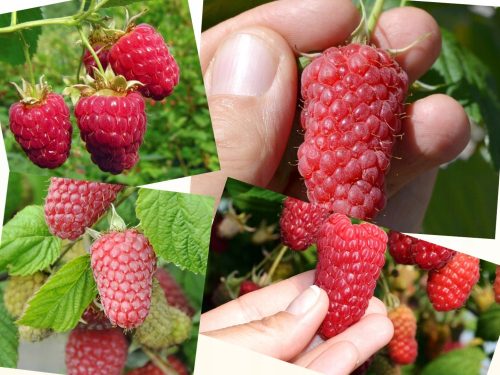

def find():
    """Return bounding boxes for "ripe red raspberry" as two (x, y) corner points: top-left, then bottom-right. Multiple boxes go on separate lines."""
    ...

(44, 177), (123, 240)
(239, 280), (260, 296)
(79, 306), (113, 330)
(128, 356), (189, 375)
(279, 197), (329, 251)
(109, 24), (179, 100)
(495, 266), (500, 304)
(315, 213), (387, 338)
(388, 305), (418, 365)
(75, 91), (147, 174)
(388, 231), (455, 270)
(427, 252), (480, 311)
(155, 268), (195, 317)
(65, 328), (128, 375)
(298, 44), (409, 220)
(83, 44), (110, 77)
(90, 229), (157, 328)
(9, 92), (72, 169)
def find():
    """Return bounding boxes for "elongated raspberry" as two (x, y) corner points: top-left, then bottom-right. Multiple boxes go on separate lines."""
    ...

(65, 328), (128, 375)
(298, 43), (409, 220)
(427, 253), (480, 311)
(388, 305), (418, 365)
(91, 229), (157, 329)
(279, 197), (329, 251)
(238, 280), (261, 296)
(128, 356), (189, 375)
(9, 92), (72, 168)
(109, 23), (179, 100)
(155, 268), (195, 317)
(315, 213), (387, 338)
(44, 177), (123, 240)
(134, 280), (191, 349)
(83, 44), (110, 77)
(3, 272), (47, 318)
(75, 91), (147, 174)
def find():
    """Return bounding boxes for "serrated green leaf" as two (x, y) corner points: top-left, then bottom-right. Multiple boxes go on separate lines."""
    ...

(0, 205), (61, 275)
(18, 255), (97, 332)
(0, 290), (19, 368)
(421, 347), (485, 375)
(0, 8), (42, 66)
(477, 304), (500, 341)
(136, 189), (214, 274)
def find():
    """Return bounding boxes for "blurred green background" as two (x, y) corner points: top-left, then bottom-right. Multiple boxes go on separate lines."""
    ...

(0, 0), (219, 186)
(202, 0), (500, 239)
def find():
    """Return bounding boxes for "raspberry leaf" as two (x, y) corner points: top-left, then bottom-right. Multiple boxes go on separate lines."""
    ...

(18, 255), (97, 332)
(136, 189), (214, 274)
(0, 205), (61, 276)
(476, 304), (500, 341)
(0, 290), (18, 368)
(421, 347), (485, 375)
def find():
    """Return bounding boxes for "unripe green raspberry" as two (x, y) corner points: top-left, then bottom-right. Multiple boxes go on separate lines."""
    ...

(3, 272), (47, 318)
(134, 279), (192, 349)
(19, 325), (52, 342)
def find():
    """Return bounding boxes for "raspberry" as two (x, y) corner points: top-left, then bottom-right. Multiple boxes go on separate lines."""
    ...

(90, 229), (157, 329)
(9, 92), (72, 169)
(83, 44), (110, 77)
(238, 280), (261, 296)
(388, 305), (418, 365)
(3, 272), (47, 318)
(155, 268), (195, 317)
(18, 325), (52, 342)
(75, 91), (147, 174)
(109, 24), (179, 100)
(315, 213), (387, 338)
(427, 252), (480, 311)
(388, 231), (456, 270)
(279, 197), (329, 251)
(78, 306), (113, 330)
(494, 266), (500, 304)
(65, 328), (128, 375)
(134, 280), (191, 349)
(44, 177), (123, 240)
(298, 44), (409, 220)
(128, 356), (189, 375)
(209, 214), (229, 253)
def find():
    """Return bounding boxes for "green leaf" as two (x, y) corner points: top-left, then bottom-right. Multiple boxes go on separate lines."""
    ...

(421, 347), (485, 375)
(18, 255), (97, 332)
(102, 0), (145, 8)
(0, 205), (61, 275)
(477, 304), (500, 341)
(0, 289), (18, 368)
(226, 178), (285, 217)
(0, 8), (42, 65)
(136, 189), (214, 274)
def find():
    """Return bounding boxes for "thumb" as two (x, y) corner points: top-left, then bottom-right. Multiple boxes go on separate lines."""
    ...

(204, 285), (329, 361)
(203, 26), (297, 187)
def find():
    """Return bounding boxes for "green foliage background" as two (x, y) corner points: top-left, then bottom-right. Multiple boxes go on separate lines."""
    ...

(0, 0), (219, 186)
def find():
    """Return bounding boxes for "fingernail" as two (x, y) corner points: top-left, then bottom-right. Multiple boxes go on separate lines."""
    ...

(286, 285), (321, 316)
(210, 33), (278, 96)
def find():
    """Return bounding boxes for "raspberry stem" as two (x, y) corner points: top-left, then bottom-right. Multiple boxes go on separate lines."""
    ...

(263, 245), (288, 285)
(77, 26), (105, 76)
(142, 347), (177, 375)
(367, 0), (385, 34)
(19, 31), (35, 87)
(10, 11), (17, 26)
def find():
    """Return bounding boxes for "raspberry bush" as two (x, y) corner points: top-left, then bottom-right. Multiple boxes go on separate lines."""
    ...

(0, 173), (214, 372)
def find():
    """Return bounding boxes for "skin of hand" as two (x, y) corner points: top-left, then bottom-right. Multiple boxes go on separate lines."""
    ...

(200, 271), (394, 375)
(192, 0), (470, 232)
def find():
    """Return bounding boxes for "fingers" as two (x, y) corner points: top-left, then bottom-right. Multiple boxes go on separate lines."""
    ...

(204, 285), (329, 361)
(201, 0), (360, 71)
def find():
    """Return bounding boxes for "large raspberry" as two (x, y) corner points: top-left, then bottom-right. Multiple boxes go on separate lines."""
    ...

(75, 91), (147, 174)
(388, 231), (455, 270)
(65, 328), (128, 375)
(427, 252), (479, 311)
(44, 177), (123, 240)
(9, 92), (72, 168)
(495, 266), (500, 304)
(3, 272), (47, 318)
(388, 305), (418, 365)
(109, 23), (179, 100)
(128, 355), (189, 375)
(238, 280), (261, 296)
(155, 268), (195, 317)
(298, 44), (408, 220)
(90, 229), (157, 329)
(279, 197), (329, 251)
(83, 44), (110, 77)
(134, 279), (191, 349)
(315, 213), (387, 338)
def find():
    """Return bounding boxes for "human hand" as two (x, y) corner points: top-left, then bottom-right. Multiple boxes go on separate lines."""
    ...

(200, 271), (393, 375)
(195, 0), (470, 231)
